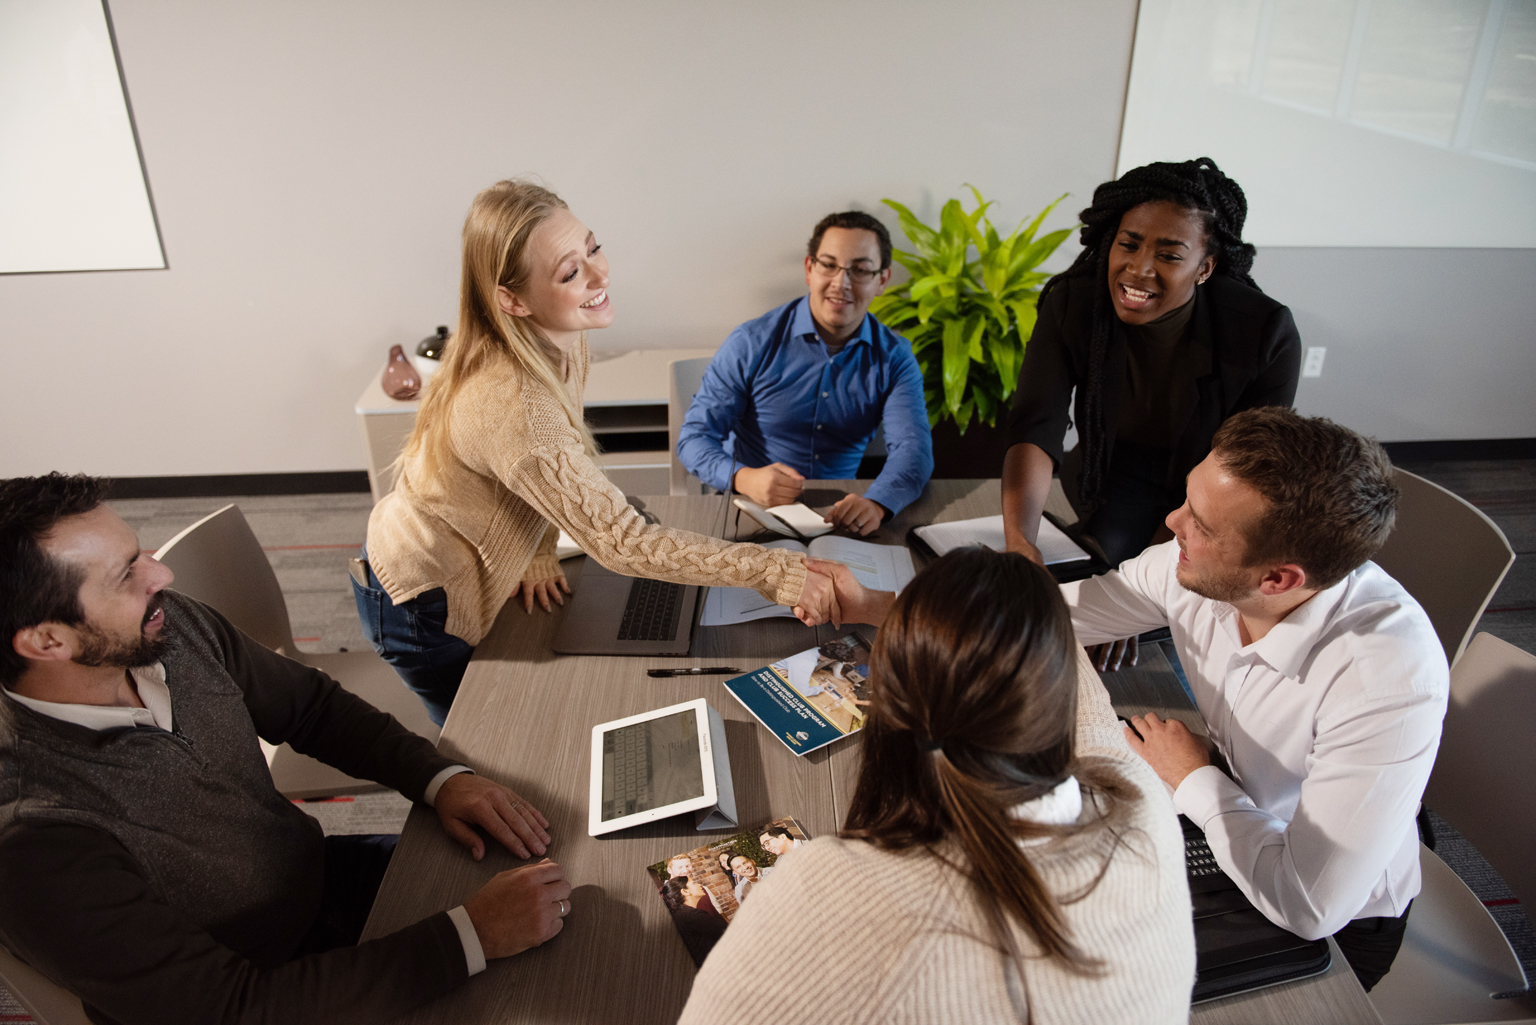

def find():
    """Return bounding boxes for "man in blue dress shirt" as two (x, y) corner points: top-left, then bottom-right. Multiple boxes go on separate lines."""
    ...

(677, 212), (933, 534)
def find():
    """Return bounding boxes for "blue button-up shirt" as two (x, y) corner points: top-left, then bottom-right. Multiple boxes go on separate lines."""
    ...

(677, 297), (934, 515)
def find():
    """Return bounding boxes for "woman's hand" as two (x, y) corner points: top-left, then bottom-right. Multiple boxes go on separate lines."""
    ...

(514, 567), (571, 613)
(792, 565), (841, 627)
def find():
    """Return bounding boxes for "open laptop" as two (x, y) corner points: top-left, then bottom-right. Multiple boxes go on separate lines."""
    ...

(588, 698), (737, 836)
(552, 490), (734, 656)
(1184, 816), (1333, 1002)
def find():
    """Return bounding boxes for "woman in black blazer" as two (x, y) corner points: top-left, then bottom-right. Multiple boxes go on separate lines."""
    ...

(1002, 158), (1301, 569)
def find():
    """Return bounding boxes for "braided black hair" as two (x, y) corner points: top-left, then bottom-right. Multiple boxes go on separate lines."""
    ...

(1040, 157), (1258, 507)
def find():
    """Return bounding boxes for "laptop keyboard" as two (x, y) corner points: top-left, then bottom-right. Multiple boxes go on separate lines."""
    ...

(602, 725), (652, 818)
(1183, 817), (1240, 894)
(617, 577), (685, 641)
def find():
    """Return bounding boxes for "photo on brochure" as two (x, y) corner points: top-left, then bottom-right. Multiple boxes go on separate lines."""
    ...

(725, 632), (874, 756)
(647, 816), (811, 967)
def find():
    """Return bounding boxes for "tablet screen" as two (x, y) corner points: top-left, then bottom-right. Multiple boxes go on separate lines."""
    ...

(600, 708), (705, 821)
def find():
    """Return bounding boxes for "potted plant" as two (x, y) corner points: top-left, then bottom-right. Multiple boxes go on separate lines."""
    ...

(870, 187), (1073, 477)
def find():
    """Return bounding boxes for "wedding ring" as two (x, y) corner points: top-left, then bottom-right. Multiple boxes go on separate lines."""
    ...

(557, 899), (569, 917)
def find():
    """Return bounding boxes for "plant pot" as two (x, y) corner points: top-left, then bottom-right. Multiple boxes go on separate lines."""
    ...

(929, 418), (1014, 479)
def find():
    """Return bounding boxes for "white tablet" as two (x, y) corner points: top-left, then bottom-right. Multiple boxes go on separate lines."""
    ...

(588, 698), (738, 837)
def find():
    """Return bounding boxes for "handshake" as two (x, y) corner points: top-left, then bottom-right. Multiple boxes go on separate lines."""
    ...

(789, 557), (896, 628)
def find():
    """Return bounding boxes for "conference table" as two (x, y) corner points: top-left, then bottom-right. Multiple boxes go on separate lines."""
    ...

(362, 479), (1381, 1025)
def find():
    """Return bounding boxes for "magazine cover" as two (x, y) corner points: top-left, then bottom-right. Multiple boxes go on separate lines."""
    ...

(723, 633), (874, 756)
(647, 816), (811, 967)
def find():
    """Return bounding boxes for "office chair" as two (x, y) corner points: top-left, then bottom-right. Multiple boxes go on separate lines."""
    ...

(668, 357), (712, 496)
(1369, 632), (1536, 1024)
(1371, 469), (1514, 667)
(154, 505), (440, 798)
(0, 943), (90, 1025)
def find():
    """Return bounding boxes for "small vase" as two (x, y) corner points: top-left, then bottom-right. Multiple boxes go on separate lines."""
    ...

(381, 344), (421, 400)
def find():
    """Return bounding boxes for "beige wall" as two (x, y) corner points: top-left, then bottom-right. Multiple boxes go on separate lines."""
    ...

(2, 0), (1529, 480)
(0, 0), (1134, 478)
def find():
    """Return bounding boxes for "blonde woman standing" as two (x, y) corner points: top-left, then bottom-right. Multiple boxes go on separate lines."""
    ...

(356, 180), (833, 724)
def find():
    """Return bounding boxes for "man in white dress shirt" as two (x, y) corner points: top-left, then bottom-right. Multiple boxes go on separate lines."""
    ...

(813, 407), (1448, 990)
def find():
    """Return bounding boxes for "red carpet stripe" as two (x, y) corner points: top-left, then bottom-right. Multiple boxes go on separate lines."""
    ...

(1483, 897), (1521, 907)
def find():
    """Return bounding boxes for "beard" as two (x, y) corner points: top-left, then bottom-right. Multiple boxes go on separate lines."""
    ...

(74, 595), (168, 669)
(1175, 559), (1259, 604)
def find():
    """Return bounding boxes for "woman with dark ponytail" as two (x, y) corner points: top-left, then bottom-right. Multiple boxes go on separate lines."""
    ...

(678, 549), (1194, 1024)
(1002, 158), (1300, 567)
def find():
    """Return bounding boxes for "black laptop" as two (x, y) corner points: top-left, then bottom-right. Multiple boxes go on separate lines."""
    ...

(1183, 816), (1333, 1002)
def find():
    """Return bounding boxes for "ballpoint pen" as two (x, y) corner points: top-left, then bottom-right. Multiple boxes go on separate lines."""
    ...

(646, 666), (742, 678)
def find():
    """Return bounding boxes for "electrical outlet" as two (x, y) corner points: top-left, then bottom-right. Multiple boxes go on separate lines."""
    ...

(1302, 347), (1326, 378)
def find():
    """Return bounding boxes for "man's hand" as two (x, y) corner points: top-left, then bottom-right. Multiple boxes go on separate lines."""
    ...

(1090, 635), (1140, 671)
(734, 463), (805, 507)
(434, 772), (551, 861)
(805, 557), (895, 627)
(463, 859), (572, 959)
(512, 567), (571, 614)
(792, 564), (841, 627)
(824, 494), (885, 536)
(1123, 712), (1211, 790)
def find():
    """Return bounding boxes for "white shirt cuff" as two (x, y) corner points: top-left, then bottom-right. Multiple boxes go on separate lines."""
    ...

(1174, 763), (1248, 825)
(423, 765), (474, 807)
(446, 905), (487, 976)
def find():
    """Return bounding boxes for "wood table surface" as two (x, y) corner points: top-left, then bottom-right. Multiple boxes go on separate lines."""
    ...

(363, 479), (1380, 1025)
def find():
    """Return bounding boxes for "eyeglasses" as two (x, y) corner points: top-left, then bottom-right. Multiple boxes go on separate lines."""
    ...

(810, 258), (882, 284)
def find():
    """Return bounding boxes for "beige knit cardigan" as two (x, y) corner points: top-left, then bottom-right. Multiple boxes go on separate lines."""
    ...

(678, 651), (1197, 1024)
(365, 339), (807, 646)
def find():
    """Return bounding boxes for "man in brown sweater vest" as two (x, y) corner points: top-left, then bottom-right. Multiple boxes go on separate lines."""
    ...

(0, 474), (572, 1025)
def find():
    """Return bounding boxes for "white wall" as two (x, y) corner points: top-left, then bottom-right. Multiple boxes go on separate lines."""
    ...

(0, 0), (1134, 479)
(1, 1), (1529, 481)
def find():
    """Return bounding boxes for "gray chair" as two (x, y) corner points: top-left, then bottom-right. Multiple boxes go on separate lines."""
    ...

(1369, 632), (1536, 1024)
(1372, 469), (1514, 667)
(154, 505), (440, 798)
(0, 943), (90, 1025)
(668, 356), (713, 496)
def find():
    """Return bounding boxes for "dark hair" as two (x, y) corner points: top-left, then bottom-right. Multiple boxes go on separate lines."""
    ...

(0, 474), (109, 687)
(761, 825), (794, 841)
(1042, 157), (1257, 507)
(1211, 408), (1398, 589)
(842, 548), (1137, 972)
(807, 211), (892, 270)
(660, 877), (689, 912)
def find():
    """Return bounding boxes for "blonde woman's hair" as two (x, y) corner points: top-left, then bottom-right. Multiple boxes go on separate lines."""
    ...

(400, 179), (598, 481)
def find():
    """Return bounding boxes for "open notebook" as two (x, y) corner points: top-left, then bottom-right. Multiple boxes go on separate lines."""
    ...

(912, 514), (1091, 566)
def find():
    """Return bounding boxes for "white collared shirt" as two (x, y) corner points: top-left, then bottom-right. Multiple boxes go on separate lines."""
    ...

(6, 663), (175, 732)
(1061, 540), (1448, 940)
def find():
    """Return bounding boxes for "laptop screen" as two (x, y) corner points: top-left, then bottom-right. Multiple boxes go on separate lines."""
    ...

(599, 708), (705, 822)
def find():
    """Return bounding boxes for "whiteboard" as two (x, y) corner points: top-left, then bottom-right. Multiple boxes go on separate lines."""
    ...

(1117, 0), (1536, 247)
(0, 0), (165, 273)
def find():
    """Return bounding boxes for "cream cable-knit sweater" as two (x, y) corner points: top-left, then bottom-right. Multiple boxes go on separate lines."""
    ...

(678, 652), (1196, 1024)
(366, 339), (806, 646)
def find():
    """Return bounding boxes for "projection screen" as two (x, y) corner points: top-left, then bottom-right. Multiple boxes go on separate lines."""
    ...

(1118, 0), (1536, 247)
(0, 0), (165, 273)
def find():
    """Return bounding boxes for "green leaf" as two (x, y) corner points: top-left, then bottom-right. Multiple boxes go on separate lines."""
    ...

(882, 199), (940, 260)
(1008, 299), (1039, 348)
(1011, 227), (1074, 275)
(965, 312), (986, 363)
(941, 318), (970, 417)
(891, 249), (932, 278)
(987, 327), (1023, 400)
(1013, 193), (1069, 246)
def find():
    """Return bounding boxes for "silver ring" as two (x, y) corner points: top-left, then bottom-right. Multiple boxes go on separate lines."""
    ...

(557, 899), (569, 917)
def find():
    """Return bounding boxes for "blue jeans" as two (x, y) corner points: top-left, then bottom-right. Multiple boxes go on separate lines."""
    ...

(351, 551), (473, 727)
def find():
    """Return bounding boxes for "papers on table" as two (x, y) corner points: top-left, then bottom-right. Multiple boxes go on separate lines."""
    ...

(700, 537), (916, 626)
(912, 514), (1091, 566)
